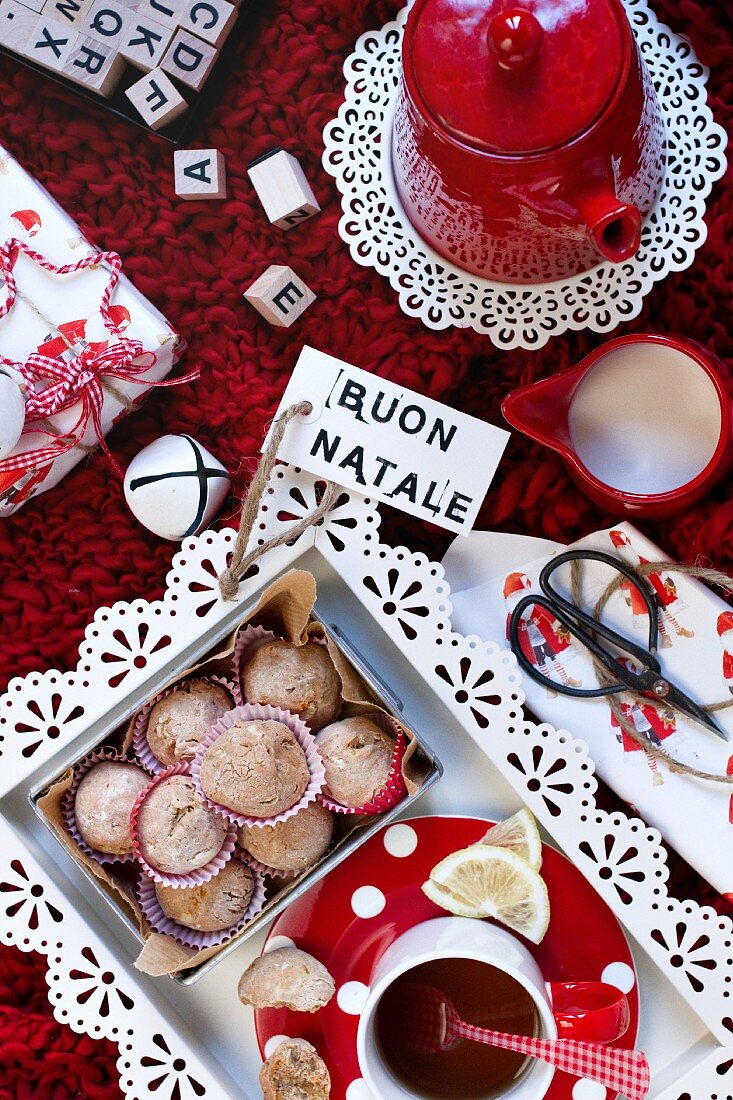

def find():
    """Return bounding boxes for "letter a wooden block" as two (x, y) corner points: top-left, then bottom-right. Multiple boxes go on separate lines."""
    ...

(174, 148), (226, 200)
(247, 148), (320, 231)
(243, 265), (316, 328)
(125, 66), (187, 129)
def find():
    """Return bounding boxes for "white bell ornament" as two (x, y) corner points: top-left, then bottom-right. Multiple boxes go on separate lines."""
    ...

(123, 434), (231, 540)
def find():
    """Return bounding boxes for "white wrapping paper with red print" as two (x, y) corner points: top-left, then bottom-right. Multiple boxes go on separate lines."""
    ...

(449, 521), (733, 898)
(0, 147), (185, 516)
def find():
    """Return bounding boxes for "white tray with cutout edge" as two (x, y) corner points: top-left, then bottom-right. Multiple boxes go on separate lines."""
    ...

(0, 463), (731, 1100)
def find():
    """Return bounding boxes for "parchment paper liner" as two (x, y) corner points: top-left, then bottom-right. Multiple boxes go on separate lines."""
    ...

(132, 675), (240, 775)
(130, 762), (237, 888)
(62, 747), (149, 867)
(318, 714), (408, 815)
(191, 703), (326, 828)
(136, 855), (267, 950)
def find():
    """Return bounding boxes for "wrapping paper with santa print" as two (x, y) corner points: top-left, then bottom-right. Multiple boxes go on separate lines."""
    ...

(0, 147), (184, 515)
(460, 522), (733, 898)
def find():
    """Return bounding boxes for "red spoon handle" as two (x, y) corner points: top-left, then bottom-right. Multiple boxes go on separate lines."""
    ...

(452, 1021), (650, 1100)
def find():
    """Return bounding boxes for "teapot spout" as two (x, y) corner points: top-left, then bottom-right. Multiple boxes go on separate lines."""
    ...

(577, 188), (642, 264)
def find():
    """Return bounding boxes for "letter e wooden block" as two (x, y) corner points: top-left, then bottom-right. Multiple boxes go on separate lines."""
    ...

(247, 148), (320, 231)
(64, 33), (124, 93)
(244, 265), (315, 328)
(174, 148), (226, 200)
(0, 0), (38, 51)
(161, 27), (215, 91)
(125, 66), (187, 129)
(26, 15), (79, 69)
(178, 0), (234, 49)
(119, 12), (172, 69)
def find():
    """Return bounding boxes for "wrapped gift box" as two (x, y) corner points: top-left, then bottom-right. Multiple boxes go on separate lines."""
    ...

(452, 522), (733, 899)
(0, 147), (186, 516)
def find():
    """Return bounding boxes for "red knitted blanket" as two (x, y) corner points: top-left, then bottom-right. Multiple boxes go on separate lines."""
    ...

(0, 0), (730, 1093)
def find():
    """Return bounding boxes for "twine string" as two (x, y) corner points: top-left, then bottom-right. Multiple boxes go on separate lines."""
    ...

(569, 558), (733, 785)
(218, 401), (339, 602)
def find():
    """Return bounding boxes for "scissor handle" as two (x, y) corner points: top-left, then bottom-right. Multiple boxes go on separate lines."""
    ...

(509, 594), (632, 699)
(539, 549), (660, 661)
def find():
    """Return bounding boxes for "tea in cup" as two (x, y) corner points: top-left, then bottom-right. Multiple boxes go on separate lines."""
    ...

(357, 917), (629, 1100)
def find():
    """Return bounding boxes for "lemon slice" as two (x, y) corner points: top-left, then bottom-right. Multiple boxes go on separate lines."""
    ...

(423, 844), (550, 944)
(480, 808), (543, 871)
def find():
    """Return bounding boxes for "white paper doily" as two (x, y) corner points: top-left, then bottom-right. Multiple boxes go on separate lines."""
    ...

(322, 0), (728, 349)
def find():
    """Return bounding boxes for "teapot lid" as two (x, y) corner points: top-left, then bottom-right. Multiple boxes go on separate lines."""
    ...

(404, 0), (629, 155)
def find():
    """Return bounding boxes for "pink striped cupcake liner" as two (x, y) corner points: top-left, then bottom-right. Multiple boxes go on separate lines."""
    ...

(132, 675), (240, 775)
(191, 703), (326, 829)
(62, 747), (152, 867)
(136, 855), (267, 950)
(130, 762), (237, 888)
(318, 714), (408, 816)
(235, 843), (280, 878)
(232, 624), (278, 689)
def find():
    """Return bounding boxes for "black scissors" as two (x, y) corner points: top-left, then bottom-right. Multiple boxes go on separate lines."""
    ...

(508, 549), (727, 740)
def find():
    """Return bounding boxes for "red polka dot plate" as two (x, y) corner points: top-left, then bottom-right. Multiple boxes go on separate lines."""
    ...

(255, 815), (639, 1100)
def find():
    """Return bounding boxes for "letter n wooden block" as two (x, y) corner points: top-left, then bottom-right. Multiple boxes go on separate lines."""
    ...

(174, 148), (226, 200)
(243, 265), (315, 328)
(247, 148), (320, 230)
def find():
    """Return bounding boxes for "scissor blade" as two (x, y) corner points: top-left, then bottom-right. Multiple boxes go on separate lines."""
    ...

(664, 683), (729, 740)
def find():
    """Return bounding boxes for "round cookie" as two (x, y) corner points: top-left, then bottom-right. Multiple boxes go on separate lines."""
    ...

(74, 761), (150, 856)
(147, 680), (233, 766)
(315, 716), (394, 808)
(259, 1039), (331, 1100)
(154, 861), (254, 931)
(238, 947), (335, 1012)
(241, 639), (341, 732)
(135, 774), (228, 874)
(199, 720), (309, 818)
(238, 803), (333, 873)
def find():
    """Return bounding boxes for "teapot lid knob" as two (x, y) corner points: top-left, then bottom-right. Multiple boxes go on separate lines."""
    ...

(487, 7), (544, 70)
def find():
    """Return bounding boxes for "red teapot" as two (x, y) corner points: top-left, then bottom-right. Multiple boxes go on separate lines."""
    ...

(392, 0), (665, 283)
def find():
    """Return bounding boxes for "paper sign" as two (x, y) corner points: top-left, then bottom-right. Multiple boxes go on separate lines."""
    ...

(266, 346), (510, 535)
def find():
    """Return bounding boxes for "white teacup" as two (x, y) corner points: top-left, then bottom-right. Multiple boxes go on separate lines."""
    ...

(357, 916), (628, 1100)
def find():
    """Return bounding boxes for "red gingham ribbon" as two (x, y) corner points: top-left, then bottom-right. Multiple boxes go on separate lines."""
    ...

(453, 1019), (651, 1100)
(0, 239), (198, 479)
(405, 983), (650, 1100)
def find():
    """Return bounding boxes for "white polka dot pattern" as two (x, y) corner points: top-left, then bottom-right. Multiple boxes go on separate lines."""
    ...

(384, 823), (418, 857)
(351, 885), (386, 918)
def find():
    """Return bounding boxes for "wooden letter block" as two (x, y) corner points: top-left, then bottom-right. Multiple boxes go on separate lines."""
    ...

(0, 0), (38, 51)
(244, 265), (316, 328)
(125, 66), (187, 129)
(119, 12), (172, 69)
(178, 0), (234, 49)
(247, 148), (320, 231)
(45, 0), (91, 26)
(10, 0), (45, 14)
(83, 0), (126, 42)
(161, 27), (215, 91)
(26, 15), (79, 68)
(137, 0), (181, 25)
(64, 32), (124, 93)
(174, 148), (226, 199)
